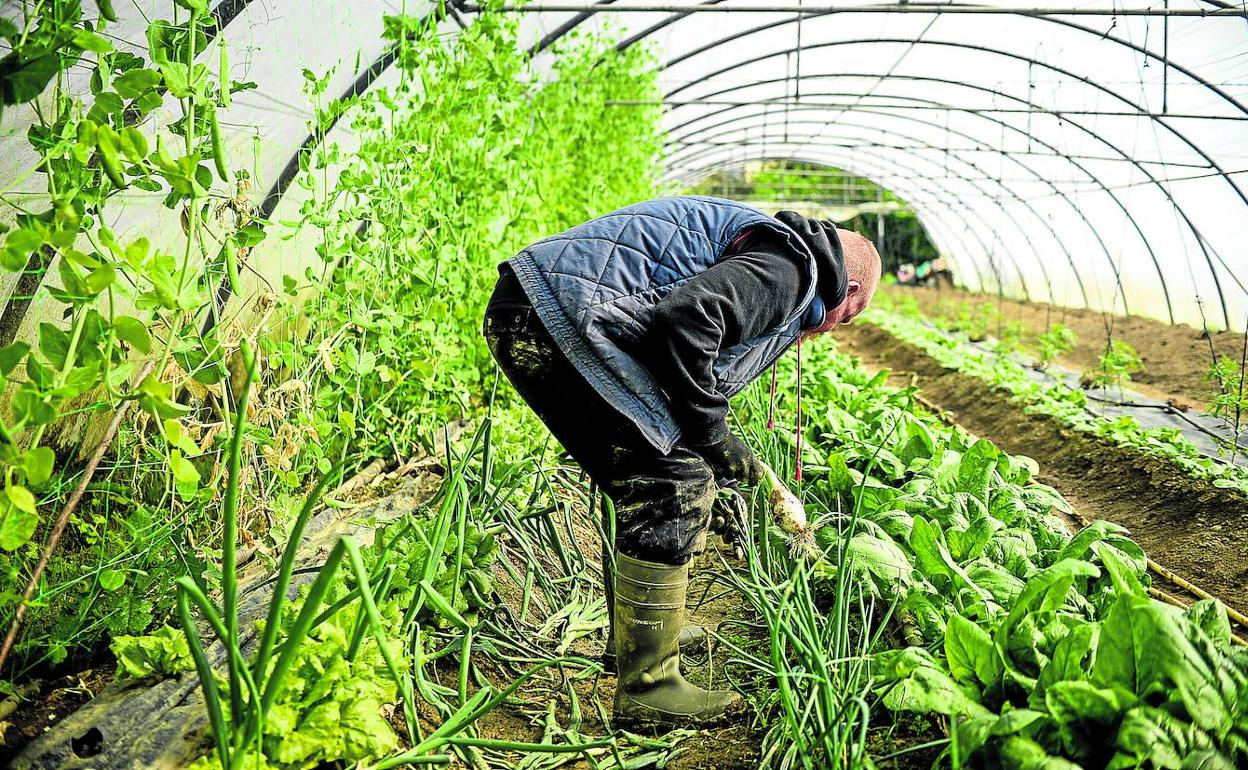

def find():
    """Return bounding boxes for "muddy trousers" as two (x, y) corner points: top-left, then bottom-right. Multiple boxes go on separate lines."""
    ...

(483, 274), (717, 568)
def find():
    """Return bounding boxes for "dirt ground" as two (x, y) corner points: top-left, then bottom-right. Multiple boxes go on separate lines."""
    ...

(887, 284), (1247, 410)
(0, 664), (114, 762)
(839, 322), (1248, 619)
(4, 457), (943, 768)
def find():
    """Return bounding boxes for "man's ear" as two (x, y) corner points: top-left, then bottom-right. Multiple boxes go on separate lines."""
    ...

(846, 279), (861, 296)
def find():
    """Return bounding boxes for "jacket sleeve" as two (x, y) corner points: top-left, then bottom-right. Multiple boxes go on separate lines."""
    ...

(641, 231), (807, 446)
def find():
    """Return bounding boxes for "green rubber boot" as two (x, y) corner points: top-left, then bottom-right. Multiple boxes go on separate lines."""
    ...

(603, 618), (707, 664)
(612, 554), (742, 728)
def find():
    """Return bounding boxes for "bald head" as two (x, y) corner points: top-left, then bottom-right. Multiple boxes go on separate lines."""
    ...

(806, 227), (882, 334)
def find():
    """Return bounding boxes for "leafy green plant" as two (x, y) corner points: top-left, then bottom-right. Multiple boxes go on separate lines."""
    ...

(0, 0), (270, 677)
(748, 338), (1244, 768)
(1083, 340), (1144, 392)
(1036, 323), (1077, 370)
(994, 321), (1025, 355)
(952, 301), (996, 342)
(1205, 355), (1247, 427)
(110, 623), (193, 679)
(865, 298), (1248, 494)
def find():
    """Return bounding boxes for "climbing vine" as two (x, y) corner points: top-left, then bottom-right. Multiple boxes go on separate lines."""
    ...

(0, 1), (662, 682)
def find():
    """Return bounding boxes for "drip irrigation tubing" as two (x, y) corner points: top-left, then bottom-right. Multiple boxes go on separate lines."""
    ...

(942, 328), (1248, 467)
(1083, 391), (1248, 453)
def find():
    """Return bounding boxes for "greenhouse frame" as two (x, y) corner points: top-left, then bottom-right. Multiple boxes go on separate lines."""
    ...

(1, 2), (1247, 768)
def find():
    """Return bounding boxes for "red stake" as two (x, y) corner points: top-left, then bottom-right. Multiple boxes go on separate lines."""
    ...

(767, 362), (778, 430)
(795, 337), (803, 482)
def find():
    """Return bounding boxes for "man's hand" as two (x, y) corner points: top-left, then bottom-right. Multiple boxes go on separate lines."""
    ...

(709, 484), (749, 560)
(690, 432), (763, 487)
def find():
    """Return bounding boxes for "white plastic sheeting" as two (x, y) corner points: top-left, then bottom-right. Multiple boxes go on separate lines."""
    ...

(501, 2), (1248, 332)
(0, 0), (433, 357)
(1, 1), (1245, 335)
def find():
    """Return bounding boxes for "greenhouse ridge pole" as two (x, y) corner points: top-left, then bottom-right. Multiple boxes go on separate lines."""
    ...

(466, 3), (1248, 17)
(635, 101), (1248, 122)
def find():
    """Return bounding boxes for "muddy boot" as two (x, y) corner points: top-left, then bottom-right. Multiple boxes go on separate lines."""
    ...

(602, 552), (706, 665)
(612, 554), (742, 728)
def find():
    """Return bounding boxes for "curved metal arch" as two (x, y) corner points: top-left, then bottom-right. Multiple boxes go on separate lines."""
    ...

(660, 85), (1172, 320)
(650, 7), (1248, 119)
(673, 125), (1080, 306)
(679, 147), (1010, 296)
(658, 37), (1244, 325)
(524, 0), (621, 54)
(674, 119), (1094, 306)
(658, 72), (1214, 324)
(666, 107), (1129, 312)
(671, 126), (1063, 304)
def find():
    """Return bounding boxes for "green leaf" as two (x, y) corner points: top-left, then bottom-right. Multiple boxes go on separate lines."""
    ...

(110, 624), (193, 679)
(0, 494), (37, 551)
(1114, 705), (1230, 770)
(1034, 622), (1099, 702)
(72, 29), (113, 54)
(945, 614), (1003, 688)
(162, 418), (200, 455)
(38, 323), (72, 369)
(174, 0), (211, 14)
(114, 68), (162, 99)
(3, 227), (43, 271)
(137, 374), (191, 419)
(0, 341), (30, 374)
(21, 446), (55, 487)
(956, 438), (1000, 500)
(994, 736), (1083, 770)
(7, 483), (37, 514)
(1092, 593), (1237, 738)
(1092, 540), (1146, 597)
(881, 661), (990, 720)
(1185, 599), (1232, 648)
(112, 315), (152, 354)
(169, 449), (200, 500)
(0, 52), (60, 106)
(11, 386), (54, 426)
(1045, 680), (1134, 758)
(99, 568), (126, 591)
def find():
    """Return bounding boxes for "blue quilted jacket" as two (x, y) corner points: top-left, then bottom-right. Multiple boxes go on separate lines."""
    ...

(505, 196), (825, 453)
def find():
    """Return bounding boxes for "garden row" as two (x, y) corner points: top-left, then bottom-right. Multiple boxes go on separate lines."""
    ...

(729, 337), (1247, 768)
(862, 296), (1248, 496)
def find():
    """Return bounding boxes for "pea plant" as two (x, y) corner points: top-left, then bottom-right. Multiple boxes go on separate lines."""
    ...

(0, 0), (267, 675)
(1204, 353), (1247, 458)
(288, 9), (663, 475)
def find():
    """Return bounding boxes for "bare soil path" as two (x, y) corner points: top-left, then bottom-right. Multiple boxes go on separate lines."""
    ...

(887, 284), (1246, 411)
(839, 322), (1248, 621)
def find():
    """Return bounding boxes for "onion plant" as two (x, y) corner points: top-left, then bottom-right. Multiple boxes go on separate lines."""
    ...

(711, 382), (895, 769)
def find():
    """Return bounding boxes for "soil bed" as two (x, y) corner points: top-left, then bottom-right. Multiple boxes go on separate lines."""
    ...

(839, 321), (1248, 618)
(887, 284), (1246, 411)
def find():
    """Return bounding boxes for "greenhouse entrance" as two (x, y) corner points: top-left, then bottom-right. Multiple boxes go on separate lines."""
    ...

(2, 2), (1247, 769)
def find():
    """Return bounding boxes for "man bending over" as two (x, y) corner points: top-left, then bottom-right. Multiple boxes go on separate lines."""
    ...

(483, 196), (882, 728)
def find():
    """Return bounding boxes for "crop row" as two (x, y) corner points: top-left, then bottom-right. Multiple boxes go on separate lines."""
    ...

(861, 299), (1248, 496)
(736, 338), (1247, 768)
